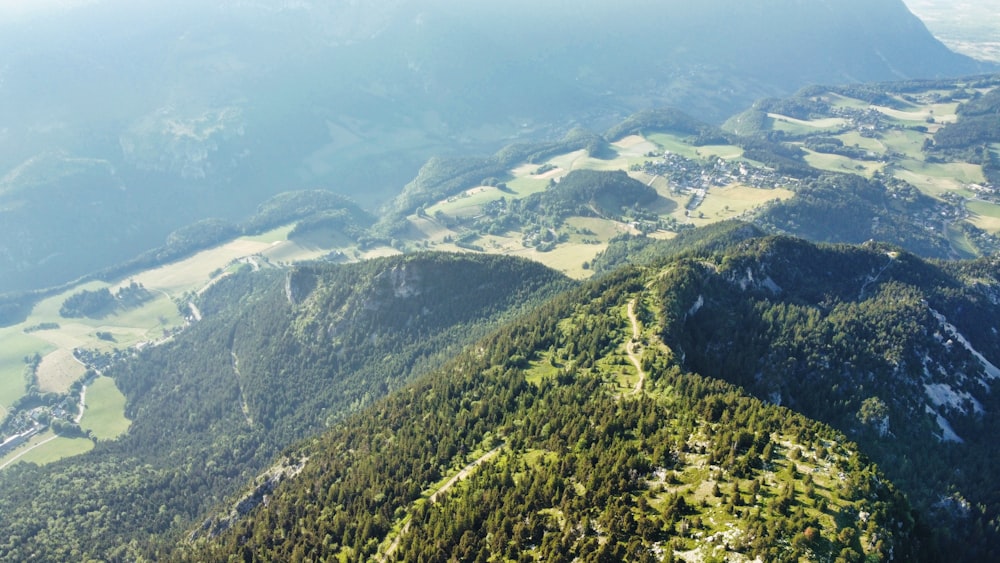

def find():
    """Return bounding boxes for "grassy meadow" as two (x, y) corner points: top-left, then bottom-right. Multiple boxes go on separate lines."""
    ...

(79, 376), (131, 440)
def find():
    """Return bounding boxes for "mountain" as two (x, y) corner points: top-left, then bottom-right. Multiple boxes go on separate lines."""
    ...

(5, 228), (1000, 559)
(177, 235), (947, 562)
(0, 0), (990, 293)
(654, 235), (1000, 559)
(0, 253), (569, 561)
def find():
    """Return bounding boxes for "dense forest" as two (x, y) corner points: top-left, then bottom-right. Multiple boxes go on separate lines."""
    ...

(180, 243), (923, 562)
(0, 254), (569, 561)
(5, 230), (1000, 560)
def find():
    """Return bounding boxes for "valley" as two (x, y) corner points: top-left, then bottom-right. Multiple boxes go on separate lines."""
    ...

(4, 75), (1000, 472)
(0, 69), (998, 560)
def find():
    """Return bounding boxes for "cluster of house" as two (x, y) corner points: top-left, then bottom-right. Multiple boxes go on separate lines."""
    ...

(635, 151), (795, 194)
(632, 151), (799, 218)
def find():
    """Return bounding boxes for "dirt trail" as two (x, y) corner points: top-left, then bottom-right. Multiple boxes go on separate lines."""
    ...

(230, 352), (254, 427)
(380, 444), (503, 561)
(626, 299), (646, 394)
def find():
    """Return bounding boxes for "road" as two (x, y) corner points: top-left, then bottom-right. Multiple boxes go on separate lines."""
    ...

(0, 434), (58, 470)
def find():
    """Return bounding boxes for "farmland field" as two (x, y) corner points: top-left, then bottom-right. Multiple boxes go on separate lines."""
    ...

(646, 133), (744, 160)
(877, 129), (930, 160)
(683, 185), (795, 227)
(947, 222), (978, 258)
(894, 161), (985, 199)
(803, 150), (883, 178)
(36, 349), (86, 394)
(872, 102), (959, 125)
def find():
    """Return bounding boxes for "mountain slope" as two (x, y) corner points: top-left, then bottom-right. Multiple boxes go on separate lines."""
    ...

(653, 236), (1000, 558)
(0, 253), (569, 561)
(180, 254), (921, 562)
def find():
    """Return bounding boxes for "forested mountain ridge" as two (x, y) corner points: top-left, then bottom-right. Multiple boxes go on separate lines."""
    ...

(653, 235), (1000, 558)
(0, 253), (570, 561)
(179, 241), (923, 562)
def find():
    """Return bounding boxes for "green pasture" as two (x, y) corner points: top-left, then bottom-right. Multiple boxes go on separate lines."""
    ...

(0, 330), (52, 412)
(878, 129), (930, 160)
(79, 376), (131, 440)
(564, 216), (632, 241)
(2, 432), (94, 468)
(826, 93), (871, 110)
(262, 238), (338, 264)
(646, 133), (744, 160)
(768, 114), (849, 135)
(695, 185), (795, 223)
(533, 241), (609, 279)
(834, 130), (887, 155)
(873, 101), (960, 125)
(966, 200), (1000, 234)
(803, 149), (883, 177)
(948, 223), (978, 258)
(894, 160), (984, 199)
(504, 173), (555, 198)
(426, 186), (507, 218)
(524, 358), (560, 386)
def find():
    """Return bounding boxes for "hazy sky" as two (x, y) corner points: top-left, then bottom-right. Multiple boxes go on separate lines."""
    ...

(0, 0), (96, 18)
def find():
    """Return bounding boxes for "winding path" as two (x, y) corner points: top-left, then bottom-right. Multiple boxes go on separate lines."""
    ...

(626, 299), (646, 394)
(380, 444), (504, 561)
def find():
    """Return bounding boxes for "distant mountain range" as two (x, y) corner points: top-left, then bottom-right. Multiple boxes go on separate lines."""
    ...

(0, 0), (992, 293)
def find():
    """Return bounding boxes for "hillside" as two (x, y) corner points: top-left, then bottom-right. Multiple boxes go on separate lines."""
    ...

(656, 236), (1000, 558)
(0, 253), (569, 561)
(0, 0), (990, 293)
(3, 230), (1000, 559)
(180, 243), (924, 562)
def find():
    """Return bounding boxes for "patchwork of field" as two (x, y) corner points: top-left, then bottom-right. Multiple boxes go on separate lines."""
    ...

(2, 79), (996, 469)
(408, 131), (795, 278)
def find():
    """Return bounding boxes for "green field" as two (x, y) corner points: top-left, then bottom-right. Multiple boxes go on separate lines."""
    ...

(2, 432), (94, 468)
(873, 101), (959, 125)
(803, 150), (883, 178)
(878, 129), (930, 160)
(0, 222), (351, 465)
(688, 185), (795, 225)
(646, 133), (744, 160)
(948, 223), (978, 257)
(243, 224), (295, 243)
(835, 130), (887, 154)
(826, 93), (870, 110)
(768, 114), (849, 135)
(0, 331), (52, 414)
(894, 160), (985, 199)
(967, 200), (1000, 234)
(79, 376), (131, 440)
